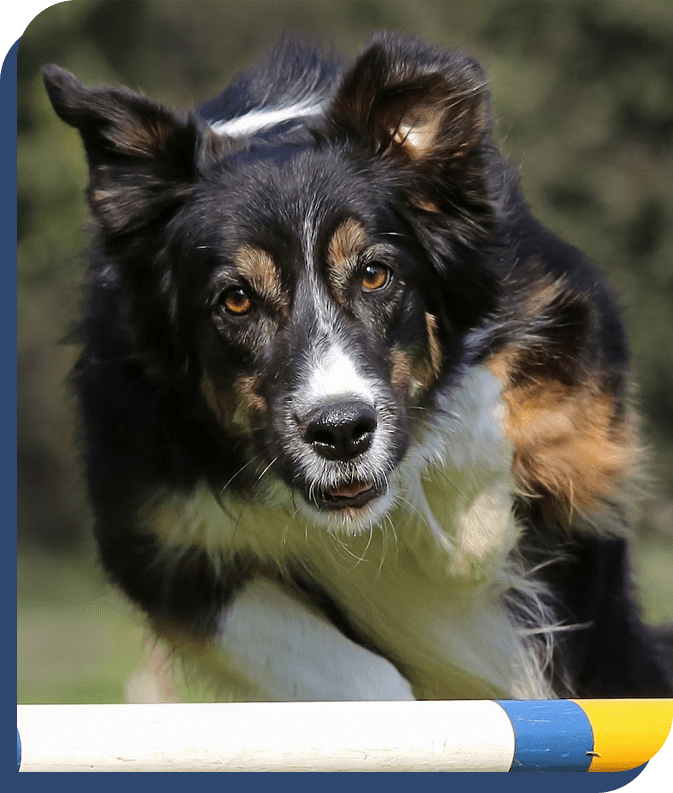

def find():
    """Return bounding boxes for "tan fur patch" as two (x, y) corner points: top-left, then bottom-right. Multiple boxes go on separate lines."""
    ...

(327, 219), (368, 298)
(404, 313), (443, 395)
(144, 498), (190, 545)
(201, 374), (225, 423)
(235, 245), (288, 313)
(235, 374), (267, 417)
(525, 278), (568, 315)
(483, 271), (640, 516)
(105, 117), (176, 158)
(410, 196), (440, 213)
(390, 348), (413, 393)
(506, 272), (570, 331)
(201, 373), (266, 429)
(486, 352), (638, 516)
(483, 345), (514, 385)
(425, 313), (442, 378)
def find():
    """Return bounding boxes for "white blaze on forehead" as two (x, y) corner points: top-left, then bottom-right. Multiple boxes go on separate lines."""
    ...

(306, 343), (375, 404)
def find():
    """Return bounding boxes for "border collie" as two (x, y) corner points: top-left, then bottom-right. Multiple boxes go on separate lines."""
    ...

(43, 33), (672, 700)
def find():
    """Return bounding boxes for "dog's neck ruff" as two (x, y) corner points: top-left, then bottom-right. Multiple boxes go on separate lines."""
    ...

(145, 366), (552, 699)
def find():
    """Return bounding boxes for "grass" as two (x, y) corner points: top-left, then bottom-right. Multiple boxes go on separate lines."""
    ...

(633, 532), (673, 624)
(17, 550), (215, 704)
(18, 551), (150, 704)
(17, 530), (673, 704)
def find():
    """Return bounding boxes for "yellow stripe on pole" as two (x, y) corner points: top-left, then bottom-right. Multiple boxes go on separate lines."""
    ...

(575, 699), (673, 772)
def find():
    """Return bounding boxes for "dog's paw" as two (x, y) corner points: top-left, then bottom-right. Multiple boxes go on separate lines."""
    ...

(216, 577), (416, 701)
(341, 653), (416, 701)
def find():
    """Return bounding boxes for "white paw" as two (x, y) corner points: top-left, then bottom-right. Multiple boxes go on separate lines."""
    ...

(216, 578), (416, 701)
(341, 653), (416, 701)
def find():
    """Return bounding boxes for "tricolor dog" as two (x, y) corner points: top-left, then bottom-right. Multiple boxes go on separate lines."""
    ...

(43, 33), (673, 700)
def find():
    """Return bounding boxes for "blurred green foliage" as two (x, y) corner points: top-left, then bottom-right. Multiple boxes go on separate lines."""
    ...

(18, 1), (673, 544)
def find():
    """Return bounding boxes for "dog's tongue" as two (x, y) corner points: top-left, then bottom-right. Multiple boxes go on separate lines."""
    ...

(327, 481), (373, 499)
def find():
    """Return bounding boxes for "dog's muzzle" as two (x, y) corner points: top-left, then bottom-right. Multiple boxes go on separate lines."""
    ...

(297, 399), (382, 509)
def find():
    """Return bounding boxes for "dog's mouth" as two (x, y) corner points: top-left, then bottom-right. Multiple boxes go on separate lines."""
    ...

(315, 479), (381, 510)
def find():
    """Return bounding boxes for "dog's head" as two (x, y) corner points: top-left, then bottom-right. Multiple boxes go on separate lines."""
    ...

(44, 33), (504, 532)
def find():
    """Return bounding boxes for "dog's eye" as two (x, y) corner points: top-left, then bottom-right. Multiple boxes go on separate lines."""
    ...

(361, 263), (392, 292)
(221, 287), (253, 316)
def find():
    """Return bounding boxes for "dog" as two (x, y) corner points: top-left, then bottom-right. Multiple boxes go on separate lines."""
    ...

(43, 32), (673, 701)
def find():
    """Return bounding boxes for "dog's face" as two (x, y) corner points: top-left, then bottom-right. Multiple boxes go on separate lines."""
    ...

(192, 151), (447, 528)
(43, 35), (501, 532)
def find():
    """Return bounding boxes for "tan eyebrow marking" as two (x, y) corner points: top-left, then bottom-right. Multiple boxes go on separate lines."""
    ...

(327, 219), (369, 298)
(234, 245), (288, 312)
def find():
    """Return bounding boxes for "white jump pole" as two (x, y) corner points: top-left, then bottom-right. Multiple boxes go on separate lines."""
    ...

(16, 699), (673, 772)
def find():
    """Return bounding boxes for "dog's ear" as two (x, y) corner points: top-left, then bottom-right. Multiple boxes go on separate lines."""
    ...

(328, 33), (494, 226)
(42, 65), (220, 237)
(331, 33), (491, 164)
(329, 35), (500, 336)
(43, 65), (227, 377)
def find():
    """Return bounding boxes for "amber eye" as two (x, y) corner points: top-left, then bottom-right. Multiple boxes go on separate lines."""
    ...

(361, 263), (392, 292)
(221, 287), (253, 315)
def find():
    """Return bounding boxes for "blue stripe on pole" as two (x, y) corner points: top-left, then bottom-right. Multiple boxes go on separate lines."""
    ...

(17, 728), (21, 771)
(497, 700), (594, 772)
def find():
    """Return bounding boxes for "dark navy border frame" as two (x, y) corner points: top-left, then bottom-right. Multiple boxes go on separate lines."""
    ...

(5, 15), (651, 788)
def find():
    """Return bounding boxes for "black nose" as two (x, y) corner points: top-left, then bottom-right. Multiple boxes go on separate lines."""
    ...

(303, 400), (377, 461)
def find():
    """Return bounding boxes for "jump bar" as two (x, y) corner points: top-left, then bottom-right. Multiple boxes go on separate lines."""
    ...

(16, 699), (673, 772)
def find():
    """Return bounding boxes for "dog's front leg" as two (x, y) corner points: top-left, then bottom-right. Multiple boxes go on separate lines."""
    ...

(213, 577), (415, 701)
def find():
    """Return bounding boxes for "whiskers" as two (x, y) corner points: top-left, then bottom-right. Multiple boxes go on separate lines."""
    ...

(218, 453), (264, 498)
(218, 448), (281, 505)
(315, 512), (395, 576)
(255, 456), (279, 486)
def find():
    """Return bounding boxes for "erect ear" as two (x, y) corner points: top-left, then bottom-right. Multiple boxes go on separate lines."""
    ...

(42, 65), (222, 237)
(328, 33), (494, 230)
(330, 33), (492, 163)
(43, 65), (229, 378)
(328, 34), (501, 336)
